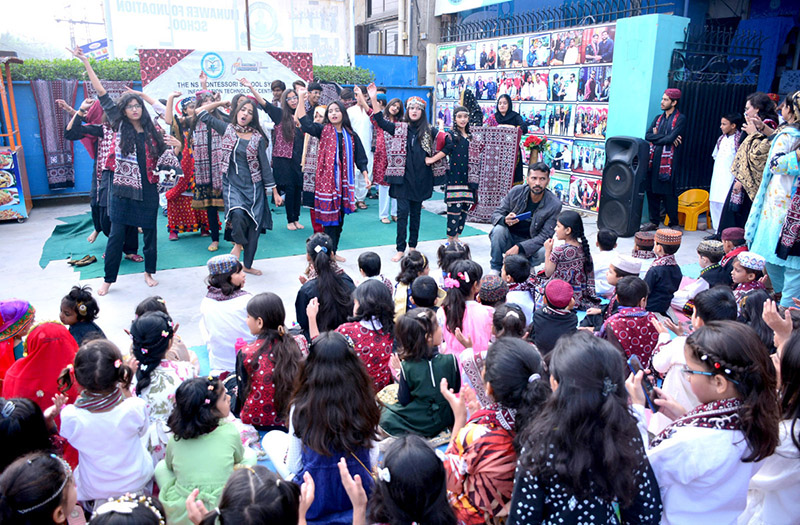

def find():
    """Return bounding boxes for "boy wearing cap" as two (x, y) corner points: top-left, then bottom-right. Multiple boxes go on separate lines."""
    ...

(670, 239), (728, 311)
(599, 276), (659, 369)
(643, 229), (683, 316)
(478, 274), (509, 308)
(632, 231), (657, 278)
(528, 279), (578, 355)
(720, 227), (747, 286)
(731, 251), (767, 306)
(581, 254), (641, 331)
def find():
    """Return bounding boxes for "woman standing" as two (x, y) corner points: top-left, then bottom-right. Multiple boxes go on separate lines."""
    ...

(368, 84), (451, 262)
(196, 97), (282, 275)
(241, 79), (306, 231)
(75, 48), (180, 295)
(444, 106), (482, 244)
(717, 92), (780, 232)
(295, 87), (370, 257)
(485, 94), (528, 183)
(745, 92), (800, 307)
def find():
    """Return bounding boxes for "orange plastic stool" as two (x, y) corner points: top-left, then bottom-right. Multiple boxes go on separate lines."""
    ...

(665, 189), (711, 231)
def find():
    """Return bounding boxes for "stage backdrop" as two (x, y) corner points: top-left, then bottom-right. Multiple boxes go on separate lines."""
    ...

(139, 49), (312, 110)
(435, 21), (615, 215)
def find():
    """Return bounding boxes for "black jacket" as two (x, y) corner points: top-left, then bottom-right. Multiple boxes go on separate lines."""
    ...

(491, 187), (562, 257)
(530, 307), (578, 355)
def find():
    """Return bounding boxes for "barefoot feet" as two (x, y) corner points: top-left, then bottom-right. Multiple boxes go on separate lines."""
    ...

(231, 244), (243, 258)
(243, 267), (262, 275)
(391, 251), (405, 262)
(287, 223), (297, 231)
(334, 254), (347, 263)
(97, 282), (111, 296)
(87, 230), (99, 243)
(294, 221), (305, 230)
(208, 241), (219, 252)
(144, 273), (158, 287)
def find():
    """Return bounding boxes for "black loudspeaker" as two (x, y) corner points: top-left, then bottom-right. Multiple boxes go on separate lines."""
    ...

(597, 136), (650, 237)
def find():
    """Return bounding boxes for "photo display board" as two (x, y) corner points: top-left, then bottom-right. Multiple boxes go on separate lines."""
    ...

(435, 23), (615, 214)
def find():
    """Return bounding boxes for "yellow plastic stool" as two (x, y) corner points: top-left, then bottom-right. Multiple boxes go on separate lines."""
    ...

(665, 189), (711, 231)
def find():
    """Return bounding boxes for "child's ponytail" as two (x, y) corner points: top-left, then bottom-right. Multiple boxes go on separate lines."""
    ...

(58, 339), (132, 394)
(130, 311), (174, 395)
(686, 321), (780, 462)
(442, 259), (483, 334)
(307, 233), (352, 332)
(492, 304), (527, 338)
(558, 210), (594, 277)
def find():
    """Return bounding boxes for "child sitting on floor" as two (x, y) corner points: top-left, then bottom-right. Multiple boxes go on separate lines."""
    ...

(599, 276), (659, 369)
(410, 275), (441, 310)
(671, 239), (728, 312)
(581, 255), (642, 331)
(593, 229), (619, 298)
(478, 274), (508, 308)
(503, 254), (535, 324)
(632, 231), (657, 278)
(643, 229), (683, 316)
(542, 211), (599, 310)
(528, 279), (578, 356)
(731, 251), (767, 308)
(437, 241), (472, 284)
(60, 285), (105, 346)
(358, 251), (393, 292)
(648, 285), (738, 434)
(720, 227), (747, 286)
(394, 251), (431, 320)
(438, 260), (493, 357)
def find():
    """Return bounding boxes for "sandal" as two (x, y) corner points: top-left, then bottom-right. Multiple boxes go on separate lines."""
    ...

(381, 218), (391, 224)
(73, 255), (97, 267)
(125, 254), (144, 263)
(357, 201), (368, 210)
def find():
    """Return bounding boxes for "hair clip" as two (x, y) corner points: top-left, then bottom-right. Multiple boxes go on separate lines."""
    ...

(18, 455), (72, 514)
(505, 311), (520, 319)
(700, 354), (708, 361)
(314, 245), (328, 253)
(377, 466), (391, 483)
(208, 374), (214, 382)
(208, 384), (215, 391)
(77, 303), (88, 315)
(714, 362), (721, 369)
(161, 330), (169, 338)
(602, 377), (616, 397)
(204, 399), (211, 404)
(157, 298), (166, 304)
(66, 364), (74, 371)
(458, 271), (470, 283)
(141, 348), (148, 354)
(114, 359), (121, 369)
(1, 400), (15, 418)
(141, 363), (149, 371)
(416, 310), (429, 318)
(443, 277), (460, 289)
(725, 368), (732, 374)
(528, 373), (541, 383)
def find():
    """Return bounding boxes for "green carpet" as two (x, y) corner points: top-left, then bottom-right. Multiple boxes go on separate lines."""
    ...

(40, 198), (484, 279)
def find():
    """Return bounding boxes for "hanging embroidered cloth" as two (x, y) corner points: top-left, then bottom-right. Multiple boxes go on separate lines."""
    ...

(30, 80), (78, 189)
(467, 126), (522, 223)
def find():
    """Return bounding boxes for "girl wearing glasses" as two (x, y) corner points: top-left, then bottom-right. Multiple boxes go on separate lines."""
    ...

(628, 321), (780, 524)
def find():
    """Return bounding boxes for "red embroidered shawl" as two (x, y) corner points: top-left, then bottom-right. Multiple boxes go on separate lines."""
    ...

(315, 124), (356, 226)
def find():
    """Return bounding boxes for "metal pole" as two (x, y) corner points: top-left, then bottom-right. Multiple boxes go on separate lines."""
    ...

(245, 0), (251, 50)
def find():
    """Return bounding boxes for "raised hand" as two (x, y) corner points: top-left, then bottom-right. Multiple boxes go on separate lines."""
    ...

(338, 457), (367, 524)
(439, 377), (466, 422)
(185, 488), (209, 525)
(306, 297), (319, 320)
(296, 86), (308, 99)
(239, 78), (253, 88)
(164, 134), (181, 148)
(68, 46), (88, 62)
(169, 91), (182, 99)
(78, 98), (94, 113)
(763, 298), (793, 350)
(298, 471), (315, 520)
(366, 82), (378, 99)
(454, 327), (473, 349)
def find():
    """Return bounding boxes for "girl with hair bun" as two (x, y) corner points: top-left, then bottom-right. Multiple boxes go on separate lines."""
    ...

(0, 452), (78, 525)
(542, 210), (599, 310)
(54, 339), (154, 504)
(60, 285), (104, 345)
(130, 310), (196, 465)
(441, 337), (550, 523)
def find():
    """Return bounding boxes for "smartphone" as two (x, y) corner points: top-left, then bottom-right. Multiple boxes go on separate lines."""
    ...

(627, 355), (659, 413)
(515, 211), (532, 222)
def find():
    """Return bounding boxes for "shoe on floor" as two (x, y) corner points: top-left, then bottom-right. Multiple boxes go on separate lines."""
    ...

(169, 232), (179, 241)
(639, 222), (658, 232)
(74, 255), (97, 267)
(703, 233), (719, 241)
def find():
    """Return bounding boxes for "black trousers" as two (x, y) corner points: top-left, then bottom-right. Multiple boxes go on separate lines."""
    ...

(93, 205), (138, 255)
(447, 203), (469, 237)
(105, 221), (156, 283)
(206, 207), (220, 242)
(323, 212), (345, 253)
(284, 183), (302, 223)
(647, 190), (679, 227)
(396, 199), (423, 252)
(226, 209), (260, 269)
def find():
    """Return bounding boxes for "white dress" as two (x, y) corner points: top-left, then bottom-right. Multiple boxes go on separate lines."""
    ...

(200, 293), (254, 373)
(648, 334), (700, 434)
(710, 133), (737, 229)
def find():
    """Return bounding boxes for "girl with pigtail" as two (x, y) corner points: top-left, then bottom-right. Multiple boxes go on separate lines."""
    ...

(542, 210), (600, 310)
(437, 259), (493, 357)
(238, 292), (305, 431)
(130, 310), (196, 465)
(511, 332), (662, 524)
(54, 339), (154, 505)
(628, 321), (780, 523)
(440, 337), (550, 524)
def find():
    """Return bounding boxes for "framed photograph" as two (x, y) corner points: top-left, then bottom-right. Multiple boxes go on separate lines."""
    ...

(497, 70), (523, 101)
(544, 138), (574, 171)
(478, 102), (496, 122)
(454, 43), (478, 71)
(437, 45), (457, 73)
(578, 65), (612, 102)
(497, 37), (525, 69)
(520, 70), (549, 102)
(477, 41), (497, 70)
(453, 73), (475, 102)
(568, 174), (602, 212)
(574, 105), (608, 139)
(549, 171), (571, 205)
(571, 140), (607, 176)
(525, 33), (551, 67)
(436, 75), (457, 100)
(544, 103), (576, 137)
(549, 68), (580, 102)
(519, 103), (548, 133)
(436, 102), (454, 129)
(581, 25), (616, 64)
(550, 29), (583, 66)
(473, 72), (497, 101)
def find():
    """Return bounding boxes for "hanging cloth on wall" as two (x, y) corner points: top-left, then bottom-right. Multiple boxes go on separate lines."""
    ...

(84, 79), (133, 101)
(30, 79), (79, 190)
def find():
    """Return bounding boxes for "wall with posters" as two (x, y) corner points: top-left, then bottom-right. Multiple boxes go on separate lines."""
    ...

(434, 22), (615, 214)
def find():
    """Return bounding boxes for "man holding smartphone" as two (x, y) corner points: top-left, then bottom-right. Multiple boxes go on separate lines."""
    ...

(489, 162), (562, 273)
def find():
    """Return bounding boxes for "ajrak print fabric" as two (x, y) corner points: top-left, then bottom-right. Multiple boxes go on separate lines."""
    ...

(302, 135), (320, 197)
(83, 80), (134, 101)
(648, 110), (681, 182)
(314, 124), (356, 226)
(651, 397), (743, 448)
(31, 79), (78, 189)
(219, 125), (263, 186)
(467, 126), (522, 223)
(193, 120), (224, 192)
(113, 136), (180, 201)
(385, 122), (449, 185)
(604, 307), (660, 369)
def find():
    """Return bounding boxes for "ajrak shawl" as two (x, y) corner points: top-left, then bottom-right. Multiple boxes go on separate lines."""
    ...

(113, 134), (180, 201)
(651, 398), (742, 448)
(220, 125), (264, 186)
(193, 119), (224, 192)
(385, 122), (448, 185)
(315, 124), (357, 226)
(649, 110), (681, 182)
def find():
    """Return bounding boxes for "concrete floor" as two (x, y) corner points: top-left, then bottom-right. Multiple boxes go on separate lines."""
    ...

(1, 197), (708, 353)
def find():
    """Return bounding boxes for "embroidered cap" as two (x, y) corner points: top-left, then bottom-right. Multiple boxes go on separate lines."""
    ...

(634, 231), (655, 248)
(697, 240), (724, 259)
(479, 274), (509, 304)
(207, 254), (239, 276)
(0, 300), (35, 343)
(665, 88), (682, 100)
(721, 227), (745, 242)
(406, 96), (427, 110)
(611, 255), (641, 276)
(655, 229), (682, 246)
(544, 279), (573, 309)
(736, 251), (766, 272)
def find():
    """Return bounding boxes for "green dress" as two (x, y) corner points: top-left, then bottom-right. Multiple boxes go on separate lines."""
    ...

(380, 353), (461, 437)
(155, 420), (257, 525)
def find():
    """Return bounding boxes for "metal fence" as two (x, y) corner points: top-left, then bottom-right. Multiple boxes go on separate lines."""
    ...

(668, 25), (766, 193)
(440, 0), (676, 43)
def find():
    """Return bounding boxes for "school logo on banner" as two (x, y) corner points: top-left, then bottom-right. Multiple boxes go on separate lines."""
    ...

(201, 52), (225, 79)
